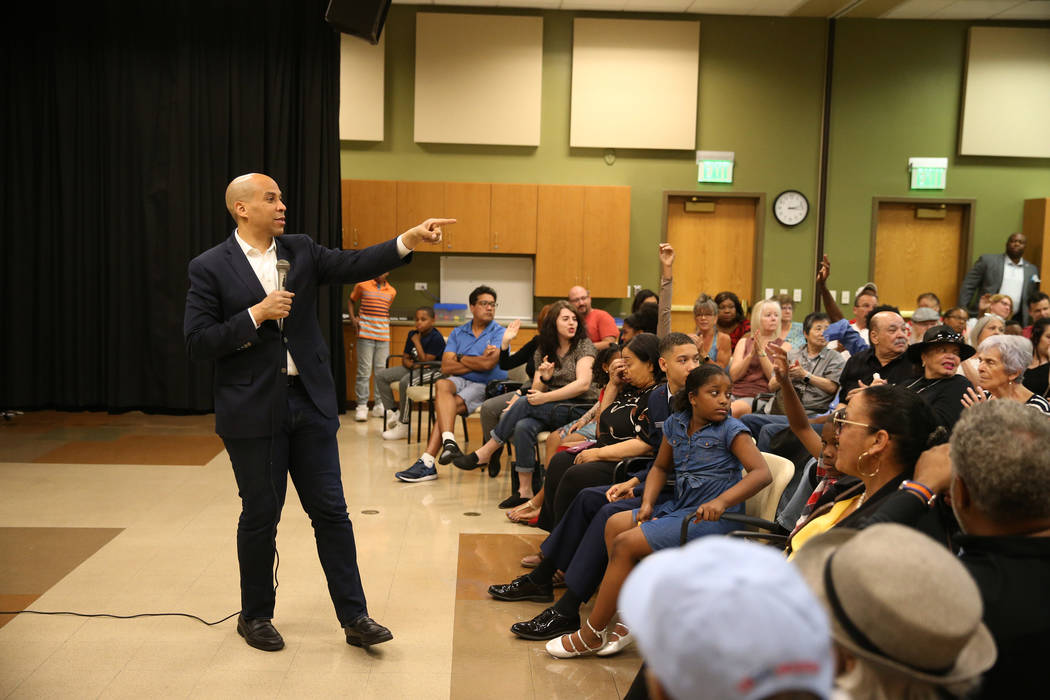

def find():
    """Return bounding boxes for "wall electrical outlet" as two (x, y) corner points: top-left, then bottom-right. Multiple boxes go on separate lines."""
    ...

(415, 282), (428, 291)
(779, 288), (788, 296)
(793, 288), (802, 302)
(841, 290), (850, 304)
(765, 288), (774, 299)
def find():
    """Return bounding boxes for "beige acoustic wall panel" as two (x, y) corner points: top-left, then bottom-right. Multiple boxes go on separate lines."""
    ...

(339, 34), (385, 141)
(960, 27), (1050, 158)
(570, 18), (699, 150)
(414, 13), (543, 146)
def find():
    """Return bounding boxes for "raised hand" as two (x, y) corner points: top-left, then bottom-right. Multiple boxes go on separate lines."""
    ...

(658, 242), (675, 272)
(538, 355), (555, 381)
(768, 343), (790, 380)
(816, 254), (830, 286)
(961, 386), (988, 409)
(501, 319), (521, 350)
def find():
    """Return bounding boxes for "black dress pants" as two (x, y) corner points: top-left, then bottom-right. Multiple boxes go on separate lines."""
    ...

(221, 380), (367, 625)
(537, 449), (619, 531)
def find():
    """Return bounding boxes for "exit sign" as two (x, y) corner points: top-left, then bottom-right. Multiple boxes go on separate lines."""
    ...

(909, 157), (947, 190)
(697, 150), (735, 184)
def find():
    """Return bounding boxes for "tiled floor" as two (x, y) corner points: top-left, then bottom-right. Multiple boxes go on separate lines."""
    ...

(0, 411), (641, 698)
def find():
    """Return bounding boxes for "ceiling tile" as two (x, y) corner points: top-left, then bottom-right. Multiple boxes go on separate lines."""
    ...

(561, 0), (628, 9)
(931, 0), (1027, 18)
(623, 0), (694, 11)
(882, 0), (956, 18)
(686, 0), (754, 14)
(497, 0), (563, 7)
(992, 0), (1050, 18)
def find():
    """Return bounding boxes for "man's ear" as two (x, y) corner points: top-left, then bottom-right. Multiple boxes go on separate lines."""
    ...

(658, 356), (668, 372)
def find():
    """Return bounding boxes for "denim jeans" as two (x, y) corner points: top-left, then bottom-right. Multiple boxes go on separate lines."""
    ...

(374, 364), (441, 423)
(491, 398), (588, 473)
(354, 337), (389, 405)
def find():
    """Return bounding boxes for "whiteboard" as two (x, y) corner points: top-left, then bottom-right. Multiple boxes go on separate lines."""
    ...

(440, 255), (534, 321)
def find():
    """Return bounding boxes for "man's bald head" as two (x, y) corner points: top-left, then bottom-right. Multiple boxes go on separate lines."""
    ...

(225, 173), (264, 220)
(224, 173), (287, 238)
(568, 286), (591, 315)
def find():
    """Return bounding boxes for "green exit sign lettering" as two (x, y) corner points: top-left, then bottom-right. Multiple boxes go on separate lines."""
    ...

(696, 150), (735, 184)
(909, 157), (947, 190)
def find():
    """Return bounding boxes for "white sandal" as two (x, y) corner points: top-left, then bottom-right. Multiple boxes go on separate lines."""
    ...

(596, 620), (633, 657)
(545, 618), (608, 659)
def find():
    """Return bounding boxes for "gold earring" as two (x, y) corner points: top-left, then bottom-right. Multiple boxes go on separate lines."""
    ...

(858, 450), (880, 478)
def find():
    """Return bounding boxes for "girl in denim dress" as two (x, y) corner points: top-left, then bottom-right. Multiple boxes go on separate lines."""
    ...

(546, 364), (772, 658)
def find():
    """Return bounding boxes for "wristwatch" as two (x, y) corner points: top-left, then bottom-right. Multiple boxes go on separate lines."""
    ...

(456, 353), (464, 363)
(802, 373), (811, 385)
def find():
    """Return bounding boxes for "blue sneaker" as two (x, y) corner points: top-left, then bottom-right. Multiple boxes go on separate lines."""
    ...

(395, 458), (438, 483)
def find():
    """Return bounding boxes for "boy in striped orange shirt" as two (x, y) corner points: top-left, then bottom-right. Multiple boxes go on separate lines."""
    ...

(349, 273), (396, 421)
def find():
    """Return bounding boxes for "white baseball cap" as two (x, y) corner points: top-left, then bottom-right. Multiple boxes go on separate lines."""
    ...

(619, 537), (833, 700)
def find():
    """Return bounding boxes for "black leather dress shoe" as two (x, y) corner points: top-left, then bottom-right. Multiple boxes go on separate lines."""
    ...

(237, 614), (285, 651)
(488, 574), (553, 603)
(438, 439), (462, 465)
(510, 607), (580, 641)
(344, 615), (393, 647)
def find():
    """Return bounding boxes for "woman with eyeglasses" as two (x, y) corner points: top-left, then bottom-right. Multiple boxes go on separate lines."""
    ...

(783, 380), (955, 556)
(960, 313), (1004, 387)
(941, 306), (970, 335)
(961, 335), (1050, 415)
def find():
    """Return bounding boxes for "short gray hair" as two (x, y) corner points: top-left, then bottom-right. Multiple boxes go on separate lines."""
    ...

(692, 294), (716, 317)
(977, 334), (1032, 379)
(968, 313), (1003, 347)
(951, 400), (1050, 522)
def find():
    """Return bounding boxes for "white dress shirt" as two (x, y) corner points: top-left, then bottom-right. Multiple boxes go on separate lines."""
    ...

(235, 231), (414, 377)
(999, 256), (1025, 317)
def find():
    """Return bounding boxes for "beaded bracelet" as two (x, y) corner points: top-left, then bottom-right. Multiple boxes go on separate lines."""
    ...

(899, 480), (935, 506)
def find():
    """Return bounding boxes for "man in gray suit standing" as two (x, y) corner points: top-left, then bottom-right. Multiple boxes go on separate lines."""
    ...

(959, 232), (1041, 325)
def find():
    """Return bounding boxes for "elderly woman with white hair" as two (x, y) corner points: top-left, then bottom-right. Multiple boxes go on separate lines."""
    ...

(961, 334), (1050, 415)
(960, 313), (1004, 387)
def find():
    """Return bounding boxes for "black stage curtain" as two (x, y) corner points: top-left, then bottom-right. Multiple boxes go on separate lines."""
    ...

(2, 1), (346, 413)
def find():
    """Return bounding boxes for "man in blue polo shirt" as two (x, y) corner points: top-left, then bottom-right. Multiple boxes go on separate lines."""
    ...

(396, 286), (506, 482)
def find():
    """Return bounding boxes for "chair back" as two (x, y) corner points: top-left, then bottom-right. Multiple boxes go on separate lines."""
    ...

(506, 363), (529, 385)
(743, 453), (795, 522)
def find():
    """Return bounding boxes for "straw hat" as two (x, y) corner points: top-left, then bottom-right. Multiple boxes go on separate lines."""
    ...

(793, 523), (996, 685)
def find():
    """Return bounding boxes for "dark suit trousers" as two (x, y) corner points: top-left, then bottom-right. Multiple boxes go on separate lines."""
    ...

(222, 381), (366, 625)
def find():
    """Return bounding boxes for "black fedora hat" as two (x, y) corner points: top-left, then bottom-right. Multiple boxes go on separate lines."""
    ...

(907, 325), (976, 363)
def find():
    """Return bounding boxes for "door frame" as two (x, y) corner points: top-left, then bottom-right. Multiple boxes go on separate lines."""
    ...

(661, 191), (767, 305)
(868, 197), (977, 289)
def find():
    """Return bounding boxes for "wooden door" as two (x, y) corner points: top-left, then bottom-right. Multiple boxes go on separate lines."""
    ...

(396, 181), (445, 252)
(666, 195), (757, 332)
(344, 180), (396, 250)
(873, 202), (969, 312)
(535, 185), (585, 297)
(582, 186), (631, 298)
(491, 184), (537, 254)
(444, 182), (491, 252)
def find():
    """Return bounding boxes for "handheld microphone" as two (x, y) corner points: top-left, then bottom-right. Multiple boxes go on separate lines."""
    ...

(276, 259), (291, 331)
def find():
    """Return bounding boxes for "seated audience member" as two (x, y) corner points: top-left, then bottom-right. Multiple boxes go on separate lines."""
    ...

(837, 307), (913, 400)
(886, 401), (1050, 698)
(1004, 319), (1024, 335)
(959, 231), (1040, 324)
(377, 306), (446, 440)
(545, 364), (771, 658)
(714, 291), (750, 351)
(916, 291), (941, 313)
(1024, 291), (1050, 337)
(729, 298), (789, 417)
(453, 301), (596, 502)
(909, 306), (941, 344)
(1023, 318), (1050, 397)
(901, 326), (974, 431)
(505, 344), (622, 525)
(490, 335), (700, 639)
(689, 295), (731, 368)
(536, 333), (664, 531)
(742, 312), (844, 450)
(961, 312), (1004, 386)
(967, 294), (1012, 334)
(569, 285), (618, 350)
(619, 538), (833, 700)
(941, 306), (970, 335)
(631, 288), (658, 314)
(787, 384), (954, 556)
(394, 286), (506, 482)
(620, 302), (658, 343)
(849, 283), (879, 345)
(475, 305), (553, 477)
(961, 335), (1050, 415)
(777, 293), (805, 349)
(794, 524), (995, 699)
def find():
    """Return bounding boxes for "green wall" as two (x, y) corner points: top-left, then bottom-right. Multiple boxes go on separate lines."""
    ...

(342, 6), (1050, 318)
(825, 19), (1050, 299)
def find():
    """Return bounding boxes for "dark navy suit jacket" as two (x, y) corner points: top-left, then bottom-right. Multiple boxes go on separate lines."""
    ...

(184, 232), (409, 438)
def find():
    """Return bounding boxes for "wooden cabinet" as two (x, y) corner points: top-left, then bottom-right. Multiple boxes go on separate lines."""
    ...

(491, 184), (537, 254)
(396, 181), (445, 252)
(582, 186), (631, 297)
(444, 182), (491, 252)
(343, 180), (396, 250)
(535, 185), (630, 298)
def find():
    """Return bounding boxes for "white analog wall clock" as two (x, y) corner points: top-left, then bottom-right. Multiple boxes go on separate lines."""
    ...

(773, 190), (809, 227)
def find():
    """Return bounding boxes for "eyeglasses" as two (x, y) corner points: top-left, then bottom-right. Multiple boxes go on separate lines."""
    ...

(475, 300), (497, 308)
(832, 411), (873, 434)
